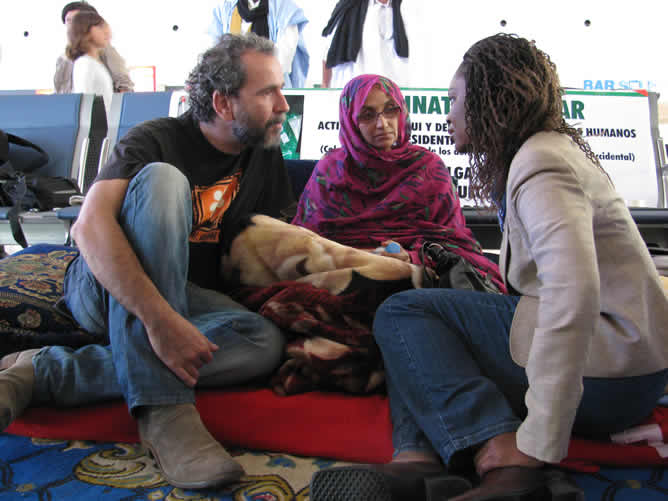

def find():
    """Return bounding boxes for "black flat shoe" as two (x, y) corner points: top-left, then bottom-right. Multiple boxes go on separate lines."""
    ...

(544, 469), (585, 501)
(309, 461), (472, 501)
(449, 466), (549, 501)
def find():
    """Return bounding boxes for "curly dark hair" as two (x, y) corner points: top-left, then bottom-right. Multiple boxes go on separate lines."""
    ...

(185, 33), (276, 123)
(458, 33), (604, 203)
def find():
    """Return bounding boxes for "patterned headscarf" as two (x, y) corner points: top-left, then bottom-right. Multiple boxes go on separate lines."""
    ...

(292, 74), (503, 289)
(338, 74), (413, 166)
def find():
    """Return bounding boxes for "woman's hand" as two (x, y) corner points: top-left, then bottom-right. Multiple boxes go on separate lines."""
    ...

(377, 240), (411, 262)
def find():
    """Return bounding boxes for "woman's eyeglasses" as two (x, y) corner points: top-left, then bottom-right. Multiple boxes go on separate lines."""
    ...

(357, 105), (401, 124)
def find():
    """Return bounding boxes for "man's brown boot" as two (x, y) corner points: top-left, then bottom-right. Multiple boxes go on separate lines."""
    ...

(0, 349), (40, 431)
(137, 403), (245, 489)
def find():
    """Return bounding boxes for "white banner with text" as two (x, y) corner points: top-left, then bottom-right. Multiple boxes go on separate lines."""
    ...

(281, 89), (661, 207)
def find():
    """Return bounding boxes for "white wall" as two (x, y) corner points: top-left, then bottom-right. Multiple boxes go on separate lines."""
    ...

(0, 0), (665, 103)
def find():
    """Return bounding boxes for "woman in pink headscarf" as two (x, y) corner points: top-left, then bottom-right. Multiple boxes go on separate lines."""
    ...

(292, 74), (503, 290)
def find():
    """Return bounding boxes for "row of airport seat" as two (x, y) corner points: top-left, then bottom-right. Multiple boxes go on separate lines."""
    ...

(0, 91), (179, 247)
(1, 91), (667, 250)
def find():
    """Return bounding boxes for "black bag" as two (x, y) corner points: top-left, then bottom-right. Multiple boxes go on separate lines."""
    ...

(420, 241), (502, 294)
(0, 129), (82, 247)
(6, 174), (81, 211)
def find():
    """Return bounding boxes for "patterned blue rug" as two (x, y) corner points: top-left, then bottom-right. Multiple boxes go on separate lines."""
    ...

(1, 432), (667, 500)
(0, 432), (336, 500)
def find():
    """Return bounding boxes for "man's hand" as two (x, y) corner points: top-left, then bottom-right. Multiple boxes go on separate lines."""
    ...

(146, 311), (219, 387)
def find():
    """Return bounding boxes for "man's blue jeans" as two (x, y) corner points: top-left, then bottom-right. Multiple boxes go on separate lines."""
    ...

(32, 163), (285, 411)
(373, 288), (668, 464)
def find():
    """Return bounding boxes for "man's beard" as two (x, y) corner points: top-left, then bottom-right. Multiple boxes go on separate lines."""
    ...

(232, 110), (285, 149)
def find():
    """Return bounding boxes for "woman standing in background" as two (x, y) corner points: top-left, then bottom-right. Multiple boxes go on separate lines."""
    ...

(66, 11), (113, 115)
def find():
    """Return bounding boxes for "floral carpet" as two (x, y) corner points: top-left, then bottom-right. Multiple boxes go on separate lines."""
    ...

(0, 432), (345, 501)
(1, 433), (667, 500)
(2, 249), (668, 500)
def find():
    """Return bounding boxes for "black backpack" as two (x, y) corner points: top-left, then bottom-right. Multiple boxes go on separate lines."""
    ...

(0, 129), (82, 247)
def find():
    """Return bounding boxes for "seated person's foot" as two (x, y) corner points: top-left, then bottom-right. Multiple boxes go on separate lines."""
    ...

(449, 466), (550, 501)
(137, 403), (244, 489)
(0, 348), (40, 431)
(310, 460), (472, 501)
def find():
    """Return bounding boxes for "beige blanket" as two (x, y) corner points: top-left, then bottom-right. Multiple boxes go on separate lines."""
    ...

(220, 215), (424, 395)
(222, 214), (423, 294)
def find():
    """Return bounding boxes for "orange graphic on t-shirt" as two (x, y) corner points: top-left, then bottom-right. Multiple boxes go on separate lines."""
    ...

(190, 173), (241, 243)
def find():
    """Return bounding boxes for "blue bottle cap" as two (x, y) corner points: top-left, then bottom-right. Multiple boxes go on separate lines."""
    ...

(385, 241), (401, 254)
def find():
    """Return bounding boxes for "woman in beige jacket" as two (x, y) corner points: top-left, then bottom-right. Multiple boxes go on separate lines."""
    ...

(309, 34), (668, 501)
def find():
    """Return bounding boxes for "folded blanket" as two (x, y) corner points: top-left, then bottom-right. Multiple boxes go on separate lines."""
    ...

(222, 214), (423, 294)
(610, 407), (668, 446)
(562, 406), (668, 472)
(222, 215), (426, 395)
(232, 282), (385, 395)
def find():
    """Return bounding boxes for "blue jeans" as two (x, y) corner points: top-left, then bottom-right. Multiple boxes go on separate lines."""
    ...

(373, 288), (668, 464)
(33, 163), (285, 410)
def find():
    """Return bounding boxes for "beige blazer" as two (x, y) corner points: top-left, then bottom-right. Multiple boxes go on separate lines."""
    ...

(499, 131), (668, 462)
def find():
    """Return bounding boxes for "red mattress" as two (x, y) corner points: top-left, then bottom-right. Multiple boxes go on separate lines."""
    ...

(6, 388), (395, 463)
(7, 388), (668, 472)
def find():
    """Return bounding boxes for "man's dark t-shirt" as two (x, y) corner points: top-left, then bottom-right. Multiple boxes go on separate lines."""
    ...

(97, 111), (294, 290)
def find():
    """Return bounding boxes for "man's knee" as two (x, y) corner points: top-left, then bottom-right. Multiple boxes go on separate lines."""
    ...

(126, 163), (191, 212)
(121, 162), (192, 240)
(134, 162), (189, 193)
(202, 312), (285, 381)
(247, 317), (285, 375)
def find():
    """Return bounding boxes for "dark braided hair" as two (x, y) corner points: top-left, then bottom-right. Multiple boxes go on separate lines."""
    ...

(458, 33), (604, 204)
